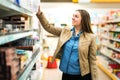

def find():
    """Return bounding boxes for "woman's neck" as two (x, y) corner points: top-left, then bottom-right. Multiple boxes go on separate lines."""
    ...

(74, 27), (81, 35)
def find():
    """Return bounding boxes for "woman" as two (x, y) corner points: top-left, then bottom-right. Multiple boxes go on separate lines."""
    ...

(36, 6), (97, 80)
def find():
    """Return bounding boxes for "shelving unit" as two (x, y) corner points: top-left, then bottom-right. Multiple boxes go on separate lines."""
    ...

(0, 0), (41, 80)
(99, 17), (120, 80)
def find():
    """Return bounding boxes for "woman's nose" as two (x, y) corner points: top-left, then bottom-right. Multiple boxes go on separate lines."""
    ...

(72, 17), (74, 21)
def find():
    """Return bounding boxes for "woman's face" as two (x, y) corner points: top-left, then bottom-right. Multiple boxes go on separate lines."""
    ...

(72, 11), (82, 27)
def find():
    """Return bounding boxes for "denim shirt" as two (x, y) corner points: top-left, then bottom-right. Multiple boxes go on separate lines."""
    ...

(59, 28), (83, 75)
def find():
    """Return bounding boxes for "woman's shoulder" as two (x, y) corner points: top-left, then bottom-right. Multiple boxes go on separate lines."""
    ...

(62, 26), (71, 31)
(85, 32), (96, 38)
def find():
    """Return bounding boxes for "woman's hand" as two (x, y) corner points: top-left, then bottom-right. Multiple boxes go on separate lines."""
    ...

(36, 6), (41, 16)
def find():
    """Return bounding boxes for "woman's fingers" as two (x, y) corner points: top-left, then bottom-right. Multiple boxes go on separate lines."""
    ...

(36, 5), (41, 16)
(38, 5), (40, 13)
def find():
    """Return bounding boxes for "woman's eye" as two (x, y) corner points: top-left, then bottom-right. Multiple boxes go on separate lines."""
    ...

(75, 15), (79, 18)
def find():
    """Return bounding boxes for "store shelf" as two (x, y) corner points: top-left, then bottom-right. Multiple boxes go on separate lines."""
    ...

(106, 18), (120, 24)
(97, 62), (119, 80)
(0, 0), (32, 17)
(100, 27), (109, 31)
(100, 28), (120, 32)
(101, 36), (120, 42)
(109, 30), (120, 32)
(0, 31), (34, 45)
(102, 44), (120, 52)
(100, 51), (120, 64)
(110, 38), (120, 42)
(18, 48), (40, 80)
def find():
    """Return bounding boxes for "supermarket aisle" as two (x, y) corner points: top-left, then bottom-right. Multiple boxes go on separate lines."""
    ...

(42, 66), (111, 80)
(42, 60), (111, 80)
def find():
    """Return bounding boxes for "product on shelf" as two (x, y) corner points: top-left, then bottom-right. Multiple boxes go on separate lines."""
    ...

(0, 15), (30, 34)
(0, 47), (20, 80)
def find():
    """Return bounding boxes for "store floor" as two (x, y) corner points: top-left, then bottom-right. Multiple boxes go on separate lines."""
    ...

(42, 60), (62, 80)
(41, 60), (111, 80)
